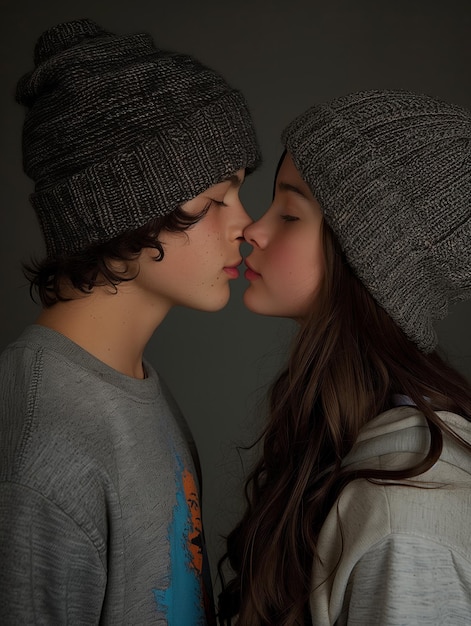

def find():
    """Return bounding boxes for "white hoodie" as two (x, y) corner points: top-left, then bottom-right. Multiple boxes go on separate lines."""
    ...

(310, 406), (471, 625)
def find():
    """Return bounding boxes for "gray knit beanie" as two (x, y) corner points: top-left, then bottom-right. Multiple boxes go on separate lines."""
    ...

(16, 19), (261, 257)
(282, 90), (471, 353)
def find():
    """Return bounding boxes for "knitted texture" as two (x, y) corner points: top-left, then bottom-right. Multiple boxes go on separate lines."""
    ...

(16, 19), (261, 256)
(283, 90), (471, 352)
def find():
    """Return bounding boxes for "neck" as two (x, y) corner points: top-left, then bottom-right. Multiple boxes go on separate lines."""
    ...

(36, 283), (170, 379)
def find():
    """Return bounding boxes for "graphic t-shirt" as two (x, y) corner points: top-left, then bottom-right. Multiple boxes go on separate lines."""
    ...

(0, 325), (215, 624)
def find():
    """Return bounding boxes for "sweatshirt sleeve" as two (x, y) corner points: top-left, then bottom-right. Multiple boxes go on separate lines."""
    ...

(340, 534), (471, 625)
(0, 482), (107, 624)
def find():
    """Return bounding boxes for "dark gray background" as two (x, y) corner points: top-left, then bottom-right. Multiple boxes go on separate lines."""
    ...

(1, 0), (470, 584)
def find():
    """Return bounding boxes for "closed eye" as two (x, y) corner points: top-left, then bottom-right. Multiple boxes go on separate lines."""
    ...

(281, 214), (299, 222)
(203, 199), (227, 213)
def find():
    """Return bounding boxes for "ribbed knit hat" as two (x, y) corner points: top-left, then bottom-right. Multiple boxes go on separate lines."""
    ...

(16, 19), (261, 257)
(282, 90), (471, 352)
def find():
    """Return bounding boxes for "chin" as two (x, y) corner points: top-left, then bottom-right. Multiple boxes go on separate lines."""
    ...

(196, 291), (231, 312)
(242, 290), (268, 315)
(242, 296), (258, 314)
(205, 301), (229, 312)
(242, 295), (293, 318)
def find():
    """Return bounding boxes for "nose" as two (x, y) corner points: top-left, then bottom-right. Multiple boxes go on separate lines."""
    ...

(244, 217), (267, 249)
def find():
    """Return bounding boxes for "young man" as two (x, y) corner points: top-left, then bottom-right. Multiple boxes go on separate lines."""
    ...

(0, 19), (260, 624)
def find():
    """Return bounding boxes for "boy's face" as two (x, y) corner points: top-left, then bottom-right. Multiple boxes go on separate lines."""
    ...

(133, 169), (251, 312)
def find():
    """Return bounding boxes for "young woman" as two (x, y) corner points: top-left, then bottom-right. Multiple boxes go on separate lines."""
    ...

(219, 90), (471, 625)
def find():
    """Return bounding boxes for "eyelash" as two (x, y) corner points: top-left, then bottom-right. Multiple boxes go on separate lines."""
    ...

(281, 214), (299, 222)
(204, 199), (227, 212)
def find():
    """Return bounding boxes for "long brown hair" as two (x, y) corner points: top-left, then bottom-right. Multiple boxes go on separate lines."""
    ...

(218, 221), (471, 625)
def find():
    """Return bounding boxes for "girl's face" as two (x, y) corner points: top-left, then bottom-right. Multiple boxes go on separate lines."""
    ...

(243, 153), (325, 320)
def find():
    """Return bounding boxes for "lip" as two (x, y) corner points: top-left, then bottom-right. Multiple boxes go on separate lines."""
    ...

(244, 259), (262, 281)
(223, 258), (243, 279)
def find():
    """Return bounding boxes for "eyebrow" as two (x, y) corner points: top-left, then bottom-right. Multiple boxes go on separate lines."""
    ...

(277, 181), (309, 199)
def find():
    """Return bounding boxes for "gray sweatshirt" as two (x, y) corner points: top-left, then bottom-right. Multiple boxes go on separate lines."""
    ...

(0, 325), (214, 624)
(310, 407), (471, 625)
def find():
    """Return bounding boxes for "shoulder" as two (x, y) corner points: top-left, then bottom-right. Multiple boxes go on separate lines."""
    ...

(0, 327), (123, 515)
(319, 417), (471, 560)
(325, 468), (471, 550)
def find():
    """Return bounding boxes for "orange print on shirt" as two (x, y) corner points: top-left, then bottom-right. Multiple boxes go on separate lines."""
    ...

(182, 469), (203, 574)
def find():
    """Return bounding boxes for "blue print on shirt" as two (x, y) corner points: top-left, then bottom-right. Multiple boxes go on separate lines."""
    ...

(152, 454), (206, 624)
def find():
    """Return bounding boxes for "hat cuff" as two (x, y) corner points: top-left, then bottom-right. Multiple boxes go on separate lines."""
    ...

(32, 89), (261, 256)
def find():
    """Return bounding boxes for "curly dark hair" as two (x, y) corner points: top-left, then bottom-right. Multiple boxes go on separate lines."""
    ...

(25, 207), (205, 307)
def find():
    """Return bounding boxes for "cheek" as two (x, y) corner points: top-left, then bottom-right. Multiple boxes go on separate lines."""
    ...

(270, 237), (321, 277)
(274, 236), (324, 297)
(190, 215), (224, 252)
